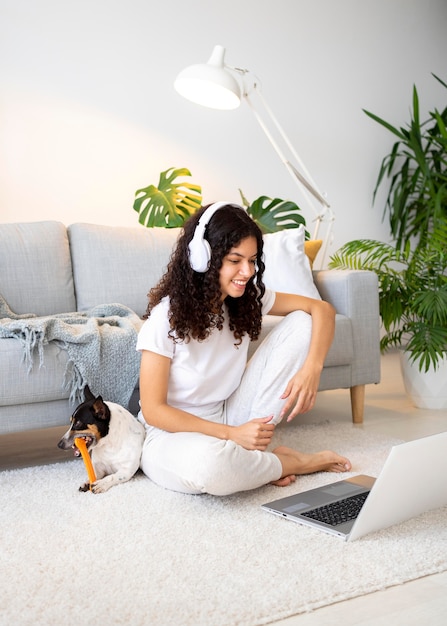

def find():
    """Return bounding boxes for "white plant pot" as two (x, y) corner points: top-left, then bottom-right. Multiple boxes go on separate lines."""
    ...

(399, 350), (447, 410)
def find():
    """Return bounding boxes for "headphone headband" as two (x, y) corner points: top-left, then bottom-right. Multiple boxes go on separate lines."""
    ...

(188, 202), (244, 272)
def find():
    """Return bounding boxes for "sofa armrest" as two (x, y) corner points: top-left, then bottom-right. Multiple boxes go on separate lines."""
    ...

(313, 269), (381, 386)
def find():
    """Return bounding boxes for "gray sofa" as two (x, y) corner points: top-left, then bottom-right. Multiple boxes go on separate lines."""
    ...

(0, 221), (380, 436)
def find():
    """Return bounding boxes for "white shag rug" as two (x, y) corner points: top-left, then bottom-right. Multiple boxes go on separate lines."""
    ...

(1, 421), (447, 626)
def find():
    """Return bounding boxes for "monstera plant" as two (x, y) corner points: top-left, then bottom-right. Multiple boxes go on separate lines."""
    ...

(133, 167), (203, 228)
(133, 167), (308, 235)
(238, 190), (309, 236)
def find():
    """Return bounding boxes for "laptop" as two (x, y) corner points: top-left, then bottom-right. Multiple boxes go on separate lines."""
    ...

(262, 431), (447, 541)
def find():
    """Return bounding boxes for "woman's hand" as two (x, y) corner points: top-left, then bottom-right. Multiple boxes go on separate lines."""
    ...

(269, 294), (335, 422)
(279, 364), (322, 421)
(229, 416), (276, 450)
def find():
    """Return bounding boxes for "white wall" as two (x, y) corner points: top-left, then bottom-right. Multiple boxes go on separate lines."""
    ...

(1, 0), (446, 264)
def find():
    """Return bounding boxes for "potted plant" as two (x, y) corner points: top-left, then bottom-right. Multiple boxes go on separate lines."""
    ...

(330, 237), (447, 408)
(133, 167), (308, 234)
(330, 75), (447, 408)
(363, 73), (447, 252)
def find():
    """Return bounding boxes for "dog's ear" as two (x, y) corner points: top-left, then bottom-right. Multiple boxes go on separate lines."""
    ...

(92, 397), (109, 421)
(83, 385), (95, 402)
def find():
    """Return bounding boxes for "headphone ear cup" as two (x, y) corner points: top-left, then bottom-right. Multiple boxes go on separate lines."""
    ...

(188, 236), (211, 273)
(188, 201), (241, 272)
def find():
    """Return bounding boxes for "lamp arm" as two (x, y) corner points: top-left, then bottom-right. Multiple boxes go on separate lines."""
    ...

(253, 88), (330, 209)
(228, 64), (335, 265)
(245, 94), (332, 231)
(231, 72), (334, 247)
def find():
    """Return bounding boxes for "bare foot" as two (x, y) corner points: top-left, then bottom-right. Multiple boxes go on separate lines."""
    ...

(273, 446), (351, 478)
(271, 474), (297, 487)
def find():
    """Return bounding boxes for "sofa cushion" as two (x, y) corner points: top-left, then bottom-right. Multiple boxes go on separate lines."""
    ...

(68, 224), (180, 317)
(0, 221), (76, 315)
(263, 226), (321, 299)
(68, 223), (322, 318)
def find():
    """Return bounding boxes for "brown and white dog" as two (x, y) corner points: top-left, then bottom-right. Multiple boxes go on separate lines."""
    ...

(58, 387), (145, 493)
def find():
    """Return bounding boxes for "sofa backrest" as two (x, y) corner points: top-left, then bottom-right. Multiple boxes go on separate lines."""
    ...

(0, 221), (76, 316)
(68, 223), (180, 317)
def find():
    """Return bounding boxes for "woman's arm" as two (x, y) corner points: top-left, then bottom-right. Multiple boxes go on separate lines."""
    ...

(139, 350), (276, 450)
(269, 292), (336, 420)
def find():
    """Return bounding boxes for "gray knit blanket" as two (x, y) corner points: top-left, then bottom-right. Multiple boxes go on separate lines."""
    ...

(0, 295), (143, 408)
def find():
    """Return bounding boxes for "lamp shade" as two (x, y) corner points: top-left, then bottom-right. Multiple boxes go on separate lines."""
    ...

(174, 45), (241, 110)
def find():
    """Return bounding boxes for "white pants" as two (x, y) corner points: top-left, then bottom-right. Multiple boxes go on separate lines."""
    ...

(139, 311), (312, 495)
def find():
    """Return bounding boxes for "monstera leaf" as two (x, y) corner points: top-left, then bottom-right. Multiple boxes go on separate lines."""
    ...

(133, 167), (202, 228)
(240, 191), (309, 236)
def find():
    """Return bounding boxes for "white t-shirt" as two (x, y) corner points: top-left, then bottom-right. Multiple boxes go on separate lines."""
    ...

(136, 289), (276, 416)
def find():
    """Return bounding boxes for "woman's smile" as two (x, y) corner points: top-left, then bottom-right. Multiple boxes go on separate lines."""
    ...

(219, 236), (258, 300)
(232, 278), (248, 290)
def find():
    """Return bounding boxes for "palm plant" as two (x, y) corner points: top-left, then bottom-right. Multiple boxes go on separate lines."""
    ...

(364, 73), (447, 251)
(330, 235), (447, 372)
(331, 75), (447, 374)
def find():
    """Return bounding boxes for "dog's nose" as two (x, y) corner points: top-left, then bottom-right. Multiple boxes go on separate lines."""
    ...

(57, 439), (67, 450)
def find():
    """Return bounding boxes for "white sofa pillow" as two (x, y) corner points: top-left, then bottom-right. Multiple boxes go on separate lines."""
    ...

(262, 226), (321, 299)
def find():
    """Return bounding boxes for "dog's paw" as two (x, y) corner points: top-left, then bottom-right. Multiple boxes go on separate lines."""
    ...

(91, 473), (134, 493)
(91, 479), (112, 494)
(78, 482), (90, 493)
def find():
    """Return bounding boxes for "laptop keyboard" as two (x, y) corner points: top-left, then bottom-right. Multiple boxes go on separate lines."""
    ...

(301, 492), (369, 527)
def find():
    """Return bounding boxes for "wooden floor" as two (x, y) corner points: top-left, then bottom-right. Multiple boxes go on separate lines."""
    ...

(0, 425), (73, 470)
(0, 423), (69, 470)
(1, 352), (447, 624)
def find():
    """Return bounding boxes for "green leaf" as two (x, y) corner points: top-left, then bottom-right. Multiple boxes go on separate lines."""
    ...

(329, 237), (447, 369)
(364, 74), (447, 252)
(432, 73), (447, 90)
(133, 167), (202, 228)
(363, 109), (406, 141)
(241, 193), (308, 236)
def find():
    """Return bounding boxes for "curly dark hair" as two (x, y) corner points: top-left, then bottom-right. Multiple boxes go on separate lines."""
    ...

(144, 203), (266, 344)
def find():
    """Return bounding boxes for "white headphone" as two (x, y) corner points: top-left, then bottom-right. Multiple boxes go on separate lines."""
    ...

(188, 202), (243, 272)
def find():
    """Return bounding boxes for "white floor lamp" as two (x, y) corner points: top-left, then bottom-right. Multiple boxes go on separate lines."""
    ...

(174, 45), (335, 267)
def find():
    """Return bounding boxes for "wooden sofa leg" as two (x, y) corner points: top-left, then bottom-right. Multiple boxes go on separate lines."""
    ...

(350, 385), (365, 424)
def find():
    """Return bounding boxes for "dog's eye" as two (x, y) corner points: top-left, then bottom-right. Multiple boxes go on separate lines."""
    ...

(73, 420), (85, 430)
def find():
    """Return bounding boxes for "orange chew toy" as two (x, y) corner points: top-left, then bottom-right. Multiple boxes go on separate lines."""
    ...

(74, 438), (97, 488)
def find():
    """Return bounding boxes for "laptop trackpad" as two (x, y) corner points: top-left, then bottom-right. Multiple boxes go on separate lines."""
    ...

(321, 482), (362, 497)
